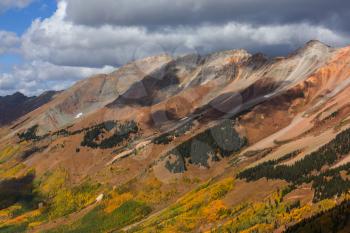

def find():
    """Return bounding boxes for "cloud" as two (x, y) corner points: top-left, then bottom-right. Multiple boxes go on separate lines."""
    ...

(0, 0), (33, 13)
(0, 61), (114, 96)
(0, 30), (20, 54)
(21, 1), (349, 69)
(64, 0), (350, 32)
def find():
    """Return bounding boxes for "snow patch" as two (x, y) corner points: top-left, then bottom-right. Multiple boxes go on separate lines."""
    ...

(75, 112), (83, 119)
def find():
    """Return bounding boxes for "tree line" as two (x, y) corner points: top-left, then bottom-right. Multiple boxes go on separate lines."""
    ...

(238, 127), (350, 201)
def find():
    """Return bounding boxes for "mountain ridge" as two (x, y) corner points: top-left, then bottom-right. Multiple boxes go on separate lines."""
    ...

(0, 91), (58, 126)
(0, 40), (350, 233)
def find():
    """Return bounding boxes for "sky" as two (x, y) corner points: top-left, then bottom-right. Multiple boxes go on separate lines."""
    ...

(0, 0), (349, 96)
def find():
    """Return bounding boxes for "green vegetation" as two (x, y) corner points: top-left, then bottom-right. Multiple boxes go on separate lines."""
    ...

(81, 121), (117, 147)
(166, 120), (247, 172)
(17, 125), (52, 142)
(17, 120), (139, 147)
(0, 223), (27, 233)
(312, 163), (350, 202)
(128, 178), (234, 232)
(237, 150), (302, 182)
(0, 171), (41, 233)
(238, 127), (350, 201)
(210, 196), (338, 233)
(52, 128), (70, 137)
(17, 125), (39, 141)
(38, 169), (101, 219)
(0, 168), (102, 232)
(0, 163), (26, 179)
(46, 200), (151, 233)
(323, 110), (339, 121)
(47, 182), (100, 219)
(81, 120), (139, 149)
(284, 199), (350, 233)
(153, 121), (193, 145)
(0, 145), (21, 164)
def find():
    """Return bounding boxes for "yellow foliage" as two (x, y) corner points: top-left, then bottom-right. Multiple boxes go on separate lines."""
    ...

(0, 145), (20, 162)
(40, 168), (68, 196)
(136, 177), (177, 205)
(182, 176), (201, 184)
(278, 204), (313, 225)
(131, 177), (235, 233)
(179, 178), (234, 209)
(240, 223), (274, 233)
(104, 192), (133, 213)
(212, 191), (339, 233)
(131, 177), (345, 233)
(49, 186), (97, 219)
(277, 199), (336, 226)
(145, 177), (162, 189)
(28, 221), (43, 228)
(210, 189), (304, 232)
(0, 209), (41, 228)
(39, 169), (99, 219)
(19, 141), (28, 146)
(0, 204), (22, 221)
(0, 145), (23, 178)
(49, 188), (76, 219)
(0, 163), (26, 178)
(202, 200), (227, 221)
(316, 199), (336, 212)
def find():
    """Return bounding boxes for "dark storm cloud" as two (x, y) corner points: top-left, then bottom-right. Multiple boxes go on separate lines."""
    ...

(20, 1), (349, 70)
(64, 0), (350, 31)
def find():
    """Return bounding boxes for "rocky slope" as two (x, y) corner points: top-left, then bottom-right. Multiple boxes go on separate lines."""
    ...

(0, 40), (350, 233)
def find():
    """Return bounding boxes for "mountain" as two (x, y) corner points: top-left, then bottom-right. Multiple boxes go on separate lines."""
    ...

(0, 40), (350, 233)
(0, 91), (58, 126)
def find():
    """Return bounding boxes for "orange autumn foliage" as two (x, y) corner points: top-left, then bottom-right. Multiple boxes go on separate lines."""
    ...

(104, 192), (134, 213)
(202, 200), (227, 221)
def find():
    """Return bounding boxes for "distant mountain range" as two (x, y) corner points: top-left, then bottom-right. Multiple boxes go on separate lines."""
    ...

(0, 91), (57, 126)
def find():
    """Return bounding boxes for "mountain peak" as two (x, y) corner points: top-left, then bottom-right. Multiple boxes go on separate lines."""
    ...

(12, 91), (27, 98)
(289, 40), (332, 58)
(1, 92), (26, 98)
(0, 92), (28, 101)
(305, 39), (330, 48)
(213, 49), (251, 58)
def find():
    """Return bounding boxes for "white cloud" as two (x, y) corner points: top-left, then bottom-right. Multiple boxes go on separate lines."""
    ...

(0, 61), (114, 96)
(0, 30), (20, 54)
(0, 0), (33, 13)
(21, 1), (349, 68)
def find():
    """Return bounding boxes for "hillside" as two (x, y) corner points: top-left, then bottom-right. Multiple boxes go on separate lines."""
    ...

(0, 40), (349, 233)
